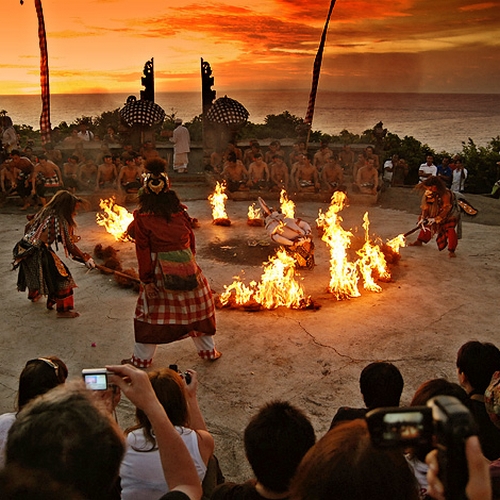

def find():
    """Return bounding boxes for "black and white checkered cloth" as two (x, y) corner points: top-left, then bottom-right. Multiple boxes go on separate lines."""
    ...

(120, 98), (166, 127)
(206, 96), (249, 125)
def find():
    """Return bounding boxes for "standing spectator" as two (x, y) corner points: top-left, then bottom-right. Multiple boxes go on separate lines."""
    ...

(1, 116), (19, 160)
(329, 361), (404, 430)
(77, 123), (94, 142)
(436, 156), (452, 188)
(211, 401), (315, 500)
(419, 154), (437, 182)
(456, 340), (500, 461)
(451, 156), (468, 193)
(169, 118), (190, 173)
(383, 154), (399, 188)
(103, 126), (121, 147)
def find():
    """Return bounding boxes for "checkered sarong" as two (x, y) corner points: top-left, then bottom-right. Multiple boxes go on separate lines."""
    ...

(134, 255), (216, 344)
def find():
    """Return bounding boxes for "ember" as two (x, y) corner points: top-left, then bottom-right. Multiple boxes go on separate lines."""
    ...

(209, 182), (231, 225)
(316, 191), (399, 300)
(218, 249), (313, 310)
(96, 197), (134, 241)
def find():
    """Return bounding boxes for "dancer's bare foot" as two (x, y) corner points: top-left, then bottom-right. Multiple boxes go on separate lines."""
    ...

(57, 311), (80, 318)
(448, 251), (456, 258)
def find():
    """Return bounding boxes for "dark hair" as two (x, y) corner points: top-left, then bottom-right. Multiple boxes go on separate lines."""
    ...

(6, 383), (125, 500)
(126, 368), (188, 450)
(37, 154), (48, 161)
(10, 150), (21, 157)
(144, 158), (167, 176)
(138, 188), (182, 222)
(227, 152), (237, 163)
(244, 401), (315, 493)
(421, 175), (448, 196)
(28, 190), (82, 229)
(410, 378), (467, 461)
(456, 341), (500, 393)
(17, 356), (68, 411)
(290, 420), (419, 500)
(360, 362), (404, 409)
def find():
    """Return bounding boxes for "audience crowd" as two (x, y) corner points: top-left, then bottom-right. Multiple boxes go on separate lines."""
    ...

(0, 340), (498, 499)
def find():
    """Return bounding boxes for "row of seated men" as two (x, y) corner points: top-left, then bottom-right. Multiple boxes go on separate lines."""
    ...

(0, 339), (498, 499)
(0, 148), (152, 208)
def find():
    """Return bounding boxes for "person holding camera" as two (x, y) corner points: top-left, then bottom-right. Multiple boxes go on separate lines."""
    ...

(120, 366), (214, 499)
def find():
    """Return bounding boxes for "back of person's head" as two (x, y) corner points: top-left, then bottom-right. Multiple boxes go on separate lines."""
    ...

(128, 368), (188, 448)
(289, 420), (419, 500)
(17, 356), (68, 411)
(244, 400), (315, 494)
(6, 382), (125, 500)
(456, 341), (500, 393)
(145, 157), (167, 176)
(410, 378), (468, 461)
(227, 151), (237, 163)
(359, 362), (404, 409)
(0, 463), (84, 499)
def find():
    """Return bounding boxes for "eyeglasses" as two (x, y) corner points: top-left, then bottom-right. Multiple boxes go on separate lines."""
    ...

(26, 357), (59, 378)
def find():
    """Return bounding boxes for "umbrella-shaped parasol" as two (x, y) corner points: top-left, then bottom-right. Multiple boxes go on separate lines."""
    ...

(119, 96), (166, 127)
(206, 96), (249, 125)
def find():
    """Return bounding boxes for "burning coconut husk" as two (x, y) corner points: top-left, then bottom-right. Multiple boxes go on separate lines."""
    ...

(279, 189), (295, 219)
(247, 203), (264, 226)
(316, 191), (402, 300)
(96, 197), (134, 241)
(216, 249), (318, 311)
(209, 182), (231, 226)
(92, 244), (139, 289)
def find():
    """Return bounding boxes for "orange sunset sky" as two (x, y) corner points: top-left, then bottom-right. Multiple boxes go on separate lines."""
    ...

(1, 0), (499, 96)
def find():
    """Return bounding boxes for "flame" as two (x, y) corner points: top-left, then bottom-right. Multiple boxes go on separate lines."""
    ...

(208, 182), (228, 220)
(219, 249), (311, 309)
(316, 191), (397, 299)
(280, 189), (295, 219)
(386, 233), (406, 253)
(247, 203), (261, 220)
(96, 197), (134, 241)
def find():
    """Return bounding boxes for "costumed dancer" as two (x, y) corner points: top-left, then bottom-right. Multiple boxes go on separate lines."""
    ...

(12, 190), (96, 318)
(122, 158), (221, 369)
(259, 197), (315, 269)
(409, 176), (461, 258)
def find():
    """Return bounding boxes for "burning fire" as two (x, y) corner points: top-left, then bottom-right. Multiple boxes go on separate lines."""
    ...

(280, 189), (295, 219)
(247, 203), (261, 220)
(219, 249), (311, 309)
(208, 182), (229, 222)
(96, 197), (134, 241)
(386, 233), (406, 253)
(316, 191), (398, 300)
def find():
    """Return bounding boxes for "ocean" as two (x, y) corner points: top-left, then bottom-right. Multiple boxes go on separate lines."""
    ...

(1, 90), (499, 153)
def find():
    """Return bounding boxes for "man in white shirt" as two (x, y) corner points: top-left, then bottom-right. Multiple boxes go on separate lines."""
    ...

(169, 118), (190, 173)
(418, 154), (437, 183)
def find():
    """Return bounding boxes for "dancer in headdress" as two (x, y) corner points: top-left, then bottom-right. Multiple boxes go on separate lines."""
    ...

(123, 158), (220, 368)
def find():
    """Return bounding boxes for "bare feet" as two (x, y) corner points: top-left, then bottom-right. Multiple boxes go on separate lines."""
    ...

(448, 251), (456, 258)
(57, 311), (80, 318)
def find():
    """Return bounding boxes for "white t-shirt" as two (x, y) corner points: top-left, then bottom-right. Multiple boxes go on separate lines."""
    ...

(0, 412), (17, 468)
(120, 426), (207, 500)
(419, 163), (437, 182)
(451, 168), (468, 192)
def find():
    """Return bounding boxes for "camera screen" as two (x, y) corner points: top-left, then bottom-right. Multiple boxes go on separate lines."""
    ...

(382, 411), (426, 441)
(83, 373), (107, 391)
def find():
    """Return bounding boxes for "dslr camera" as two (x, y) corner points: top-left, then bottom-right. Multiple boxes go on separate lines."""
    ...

(366, 395), (477, 500)
(168, 364), (192, 385)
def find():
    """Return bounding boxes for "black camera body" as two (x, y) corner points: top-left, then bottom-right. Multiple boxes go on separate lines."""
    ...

(366, 395), (477, 500)
(168, 364), (191, 385)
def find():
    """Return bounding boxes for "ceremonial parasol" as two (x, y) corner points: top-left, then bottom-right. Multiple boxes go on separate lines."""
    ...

(206, 96), (249, 125)
(119, 96), (166, 127)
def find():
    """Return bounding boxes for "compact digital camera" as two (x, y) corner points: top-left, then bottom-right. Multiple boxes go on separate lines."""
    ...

(366, 395), (477, 500)
(168, 364), (192, 385)
(82, 368), (110, 391)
